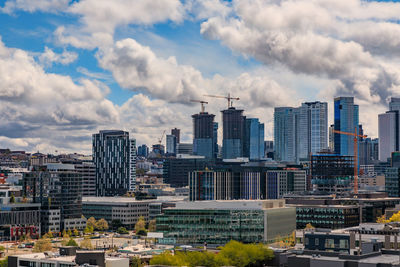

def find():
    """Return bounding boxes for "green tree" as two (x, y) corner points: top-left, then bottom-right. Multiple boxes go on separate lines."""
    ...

(0, 246), (5, 251)
(218, 241), (273, 267)
(84, 225), (94, 234)
(130, 256), (143, 267)
(66, 238), (78, 247)
(117, 227), (129, 235)
(148, 219), (156, 232)
(62, 229), (68, 238)
(96, 218), (109, 231)
(80, 237), (93, 249)
(73, 228), (79, 237)
(136, 229), (147, 236)
(135, 216), (146, 232)
(0, 257), (7, 267)
(9, 193), (15, 203)
(33, 238), (52, 252)
(87, 217), (97, 229)
(111, 219), (123, 230)
(67, 229), (72, 237)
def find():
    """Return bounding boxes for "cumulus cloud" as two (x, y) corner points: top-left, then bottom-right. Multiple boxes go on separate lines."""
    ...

(200, 0), (400, 109)
(55, 0), (185, 49)
(0, 37), (119, 153)
(38, 46), (78, 67)
(0, 0), (70, 14)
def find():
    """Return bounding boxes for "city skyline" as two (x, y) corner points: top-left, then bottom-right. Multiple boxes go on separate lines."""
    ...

(1, 0), (400, 154)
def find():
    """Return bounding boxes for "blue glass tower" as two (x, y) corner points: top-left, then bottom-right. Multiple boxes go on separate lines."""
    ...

(243, 118), (265, 160)
(334, 97), (359, 156)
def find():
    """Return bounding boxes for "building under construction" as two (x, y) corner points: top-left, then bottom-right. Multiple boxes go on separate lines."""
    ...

(311, 154), (354, 194)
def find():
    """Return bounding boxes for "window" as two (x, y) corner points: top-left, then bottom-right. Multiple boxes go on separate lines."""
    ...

(339, 239), (348, 249)
(315, 238), (319, 246)
(325, 239), (335, 249)
(305, 237), (309, 246)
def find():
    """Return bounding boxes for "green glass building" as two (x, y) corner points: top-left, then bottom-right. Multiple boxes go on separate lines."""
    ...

(156, 200), (296, 245)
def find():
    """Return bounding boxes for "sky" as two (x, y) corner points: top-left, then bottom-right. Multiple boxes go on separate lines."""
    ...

(1, 0), (400, 154)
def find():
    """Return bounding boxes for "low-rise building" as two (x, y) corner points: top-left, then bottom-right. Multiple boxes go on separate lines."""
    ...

(156, 199), (296, 245)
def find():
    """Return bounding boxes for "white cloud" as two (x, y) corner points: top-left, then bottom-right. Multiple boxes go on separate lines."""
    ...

(0, 37), (119, 153)
(38, 46), (78, 67)
(1, 0), (70, 14)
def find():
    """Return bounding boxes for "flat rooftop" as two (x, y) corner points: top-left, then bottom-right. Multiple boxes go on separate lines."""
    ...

(172, 199), (287, 210)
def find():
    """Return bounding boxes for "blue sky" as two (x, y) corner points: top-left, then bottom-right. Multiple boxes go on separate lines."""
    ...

(0, 0), (400, 153)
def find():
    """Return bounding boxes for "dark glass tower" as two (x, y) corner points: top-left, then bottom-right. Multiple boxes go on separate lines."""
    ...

(222, 107), (246, 159)
(92, 130), (130, 196)
(192, 112), (215, 159)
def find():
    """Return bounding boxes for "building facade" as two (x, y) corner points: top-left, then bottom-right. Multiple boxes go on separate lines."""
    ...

(222, 107), (246, 159)
(156, 200), (296, 245)
(243, 118), (265, 160)
(92, 130), (130, 196)
(334, 97), (359, 156)
(192, 112), (216, 159)
(166, 134), (177, 155)
(266, 170), (307, 199)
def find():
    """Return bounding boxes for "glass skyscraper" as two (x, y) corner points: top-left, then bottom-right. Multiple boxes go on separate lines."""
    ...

(192, 112), (216, 159)
(334, 97), (359, 156)
(274, 107), (298, 162)
(222, 107), (245, 159)
(243, 118), (265, 160)
(93, 130), (130, 196)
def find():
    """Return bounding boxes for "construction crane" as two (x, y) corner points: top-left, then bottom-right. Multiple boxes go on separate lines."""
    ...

(204, 93), (240, 108)
(190, 99), (208, 113)
(158, 130), (166, 145)
(332, 127), (367, 194)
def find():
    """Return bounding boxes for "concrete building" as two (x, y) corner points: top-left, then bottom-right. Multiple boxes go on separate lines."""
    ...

(334, 97), (359, 156)
(75, 159), (96, 197)
(129, 138), (137, 191)
(93, 130), (130, 196)
(156, 199), (296, 245)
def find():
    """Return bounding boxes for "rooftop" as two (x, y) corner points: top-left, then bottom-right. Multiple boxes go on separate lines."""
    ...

(172, 199), (287, 210)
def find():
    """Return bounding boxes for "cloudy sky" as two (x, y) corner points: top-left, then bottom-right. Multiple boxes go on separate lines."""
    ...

(1, 0), (400, 154)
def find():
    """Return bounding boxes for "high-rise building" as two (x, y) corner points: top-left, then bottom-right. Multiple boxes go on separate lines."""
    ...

(334, 97), (359, 156)
(274, 107), (297, 162)
(274, 101), (328, 163)
(166, 135), (177, 155)
(264, 141), (274, 159)
(328, 124), (335, 152)
(129, 139), (136, 191)
(176, 143), (192, 154)
(24, 163), (83, 232)
(192, 112), (215, 159)
(359, 138), (379, 165)
(243, 118), (264, 160)
(379, 98), (400, 162)
(297, 102), (328, 160)
(75, 159), (96, 197)
(213, 122), (219, 159)
(222, 107), (246, 159)
(171, 128), (180, 144)
(137, 144), (149, 158)
(92, 130), (130, 196)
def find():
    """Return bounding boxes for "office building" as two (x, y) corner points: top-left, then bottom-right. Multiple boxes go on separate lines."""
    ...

(156, 200), (296, 245)
(176, 143), (192, 154)
(23, 163), (83, 232)
(166, 134), (177, 155)
(274, 102), (328, 163)
(171, 128), (180, 144)
(213, 122), (219, 159)
(310, 154), (354, 193)
(359, 138), (379, 165)
(266, 170), (307, 199)
(163, 156), (214, 187)
(129, 139), (137, 191)
(93, 130), (130, 196)
(137, 144), (149, 158)
(328, 124), (335, 151)
(379, 98), (400, 162)
(222, 107), (246, 159)
(82, 197), (150, 229)
(264, 141), (274, 159)
(192, 111), (216, 159)
(188, 170), (261, 201)
(386, 167), (400, 197)
(334, 97), (359, 156)
(243, 118), (265, 160)
(75, 160), (96, 197)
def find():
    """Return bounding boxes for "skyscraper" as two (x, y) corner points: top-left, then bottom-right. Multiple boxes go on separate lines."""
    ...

(166, 134), (177, 154)
(92, 130), (130, 196)
(213, 122), (219, 159)
(222, 107), (246, 159)
(297, 102), (328, 160)
(243, 118), (265, 160)
(274, 107), (297, 162)
(274, 101), (328, 163)
(192, 111), (216, 159)
(379, 98), (400, 162)
(171, 128), (180, 144)
(129, 139), (137, 191)
(334, 97), (359, 156)
(137, 144), (149, 158)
